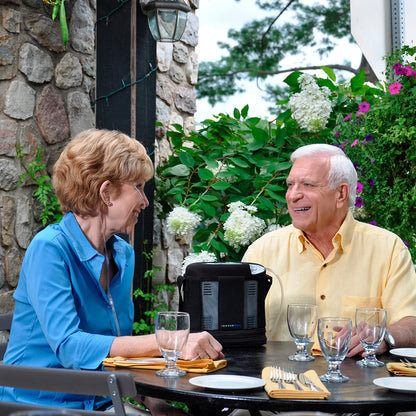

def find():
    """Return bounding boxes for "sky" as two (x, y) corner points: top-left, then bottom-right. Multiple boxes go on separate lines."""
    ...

(194, 0), (362, 122)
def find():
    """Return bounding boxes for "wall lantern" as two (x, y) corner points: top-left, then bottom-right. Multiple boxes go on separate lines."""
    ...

(141, 1), (191, 42)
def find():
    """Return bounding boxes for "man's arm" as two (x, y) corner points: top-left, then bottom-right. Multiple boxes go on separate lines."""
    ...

(348, 315), (416, 357)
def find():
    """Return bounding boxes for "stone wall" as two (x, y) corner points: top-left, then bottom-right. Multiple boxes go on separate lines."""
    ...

(0, 0), (95, 313)
(152, 0), (200, 310)
(0, 0), (199, 313)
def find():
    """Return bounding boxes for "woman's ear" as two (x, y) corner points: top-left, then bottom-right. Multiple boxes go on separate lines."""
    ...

(99, 180), (113, 207)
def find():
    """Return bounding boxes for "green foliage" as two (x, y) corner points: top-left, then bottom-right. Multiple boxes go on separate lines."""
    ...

(43, 0), (68, 45)
(197, 0), (358, 106)
(335, 46), (416, 260)
(133, 243), (174, 335)
(157, 107), (300, 261)
(159, 48), (416, 263)
(16, 144), (63, 227)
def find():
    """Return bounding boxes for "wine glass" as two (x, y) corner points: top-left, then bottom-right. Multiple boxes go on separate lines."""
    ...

(155, 311), (190, 377)
(355, 307), (387, 368)
(287, 303), (318, 361)
(318, 317), (352, 383)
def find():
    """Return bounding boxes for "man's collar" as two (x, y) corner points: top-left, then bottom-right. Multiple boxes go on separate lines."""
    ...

(295, 210), (355, 254)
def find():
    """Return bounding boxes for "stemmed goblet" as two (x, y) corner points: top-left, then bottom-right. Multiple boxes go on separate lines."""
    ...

(155, 311), (190, 378)
(355, 307), (387, 368)
(287, 303), (318, 361)
(318, 317), (352, 383)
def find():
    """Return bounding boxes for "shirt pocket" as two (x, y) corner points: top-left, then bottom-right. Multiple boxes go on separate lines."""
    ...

(341, 296), (382, 321)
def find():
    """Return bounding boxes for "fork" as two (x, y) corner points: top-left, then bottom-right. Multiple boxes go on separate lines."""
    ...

(400, 358), (416, 368)
(270, 366), (285, 389)
(283, 369), (301, 390)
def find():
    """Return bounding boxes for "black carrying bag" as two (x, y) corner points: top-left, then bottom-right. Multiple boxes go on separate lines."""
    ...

(178, 262), (272, 347)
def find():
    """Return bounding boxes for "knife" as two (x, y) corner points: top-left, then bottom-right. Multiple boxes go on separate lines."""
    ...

(298, 373), (323, 392)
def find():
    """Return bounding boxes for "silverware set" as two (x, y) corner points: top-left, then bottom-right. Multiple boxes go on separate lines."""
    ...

(270, 366), (322, 391)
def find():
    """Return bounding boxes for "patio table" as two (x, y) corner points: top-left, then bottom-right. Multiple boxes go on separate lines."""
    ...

(105, 341), (416, 415)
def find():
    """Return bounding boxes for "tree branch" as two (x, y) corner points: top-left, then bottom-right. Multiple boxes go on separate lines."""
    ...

(261, 0), (297, 50)
(199, 64), (360, 81)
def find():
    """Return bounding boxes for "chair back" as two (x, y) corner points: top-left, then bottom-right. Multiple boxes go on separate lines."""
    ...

(0, 364), (138, 416)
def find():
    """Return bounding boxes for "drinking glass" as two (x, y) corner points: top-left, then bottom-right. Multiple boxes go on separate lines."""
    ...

(155, 311), (190, 377)
(318, 317), (352, 383)
(287, 303), (318, 361)
(355, 307), (387, 368)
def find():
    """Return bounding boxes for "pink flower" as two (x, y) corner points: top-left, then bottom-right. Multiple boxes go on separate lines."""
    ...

(334, 132), (342, 137)
(350, 139), (359, 147)
(343, 113), (352, 121)
(358, 101), (370, 113)
(388, 82), (402, 95)
(356, 182), (364, 193)
(403, 66), (416, 77)
(392, 62), (402, 75)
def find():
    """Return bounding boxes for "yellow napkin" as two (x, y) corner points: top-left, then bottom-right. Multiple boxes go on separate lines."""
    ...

(311, 341), (323, 357)
(387, 362), (416, 377)
(103, 357), (227, 373)
(262, 368), (330, 399)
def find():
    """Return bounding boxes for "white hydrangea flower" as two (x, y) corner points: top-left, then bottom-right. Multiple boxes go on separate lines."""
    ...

(182, 250), (217, 275)
(209, 161), (237, 183)
(263, 219), (281, 234)
(166, 206), (201, 236)
(223, 202), (265, 248)
(289, 73), (333, 133)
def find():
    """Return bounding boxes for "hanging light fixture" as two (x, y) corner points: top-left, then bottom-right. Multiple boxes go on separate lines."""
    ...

(141, 1), (191, 42)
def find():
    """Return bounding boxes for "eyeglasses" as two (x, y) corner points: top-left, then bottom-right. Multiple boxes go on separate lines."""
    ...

(131, 184), (148, 206)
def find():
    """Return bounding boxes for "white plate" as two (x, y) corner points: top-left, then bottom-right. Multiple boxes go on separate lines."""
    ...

(373, 377), (416, 393)
(115, 358), (162, 364)
(189, 374), (266, 390)
(390, 348), (416, 360)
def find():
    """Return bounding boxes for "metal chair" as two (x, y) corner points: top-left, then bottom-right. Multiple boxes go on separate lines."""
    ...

(0, 363), (139, 415)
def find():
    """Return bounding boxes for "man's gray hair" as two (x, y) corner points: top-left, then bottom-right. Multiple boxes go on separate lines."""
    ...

(291, 144), (358, 208)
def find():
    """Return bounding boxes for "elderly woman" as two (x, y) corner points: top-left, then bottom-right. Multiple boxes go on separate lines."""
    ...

(0, 129), (223, 414)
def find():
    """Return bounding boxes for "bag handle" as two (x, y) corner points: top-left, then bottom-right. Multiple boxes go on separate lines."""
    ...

(264, 267), (284, 337)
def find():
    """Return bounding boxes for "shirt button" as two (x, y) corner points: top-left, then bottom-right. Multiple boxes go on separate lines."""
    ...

(320, 294), (326, 300)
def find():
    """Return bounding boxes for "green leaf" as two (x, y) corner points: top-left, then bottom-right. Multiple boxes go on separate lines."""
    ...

(241, 104), (249, 118)
(283, 71), (302, 88)
(200, 201), (217, 217)
(211, 181), (232, 191)
(229, 157), (249, 168)
(252, 127), (269, 143)
(179, 152), (195, 168)
(52, 3), (59, 20)
(233, 108), (241, 119)
(321, 66), (336, 82)
(198, 168), (214, 181)
(167, 164), (190, 177)
(211, 239), (229, 253)
(256, 196), (276, 211)
(201, 194), (219, 202)
(267, 189), (287, 204)
(351, 69), (366, 92)
(59, 1), (68, 45)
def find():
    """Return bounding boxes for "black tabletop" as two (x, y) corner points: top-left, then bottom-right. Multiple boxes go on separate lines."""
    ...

(107, 342), (416, 415)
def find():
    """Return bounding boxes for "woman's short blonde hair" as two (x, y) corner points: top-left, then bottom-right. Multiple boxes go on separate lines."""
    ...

(52, 129), (154, 216)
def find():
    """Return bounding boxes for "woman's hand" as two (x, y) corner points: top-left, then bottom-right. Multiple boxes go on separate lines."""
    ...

(180, 331), (224, 361)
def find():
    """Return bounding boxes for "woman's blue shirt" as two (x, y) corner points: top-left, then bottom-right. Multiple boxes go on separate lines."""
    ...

(0, 212), (135, 409)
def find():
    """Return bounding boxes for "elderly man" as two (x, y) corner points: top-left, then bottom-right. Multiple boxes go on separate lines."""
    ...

(243, 143), (416, 358)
